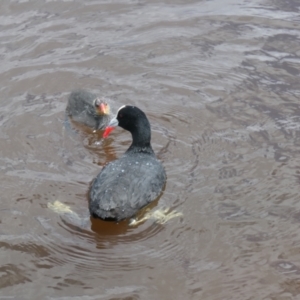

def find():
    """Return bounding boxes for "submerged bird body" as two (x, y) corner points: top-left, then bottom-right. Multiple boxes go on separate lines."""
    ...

(90, 152), (166, 220)
(89, 106), (166, 221)
(66, 89), (111, 130)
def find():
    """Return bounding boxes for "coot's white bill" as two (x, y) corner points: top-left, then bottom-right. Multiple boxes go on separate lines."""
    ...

(108, 117), (118, 127)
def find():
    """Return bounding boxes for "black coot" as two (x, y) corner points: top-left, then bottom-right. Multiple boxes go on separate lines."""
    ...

(89, 105), (166, 221)
(66, 89), (112, 130)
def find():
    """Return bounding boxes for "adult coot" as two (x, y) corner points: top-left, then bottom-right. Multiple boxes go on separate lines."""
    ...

(89, 105), (166, 221)
(66, 89), (112, 130)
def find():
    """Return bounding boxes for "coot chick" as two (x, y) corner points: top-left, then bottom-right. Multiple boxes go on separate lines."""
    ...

(89, 105), (166, 221)
(66, 89), (111, 130)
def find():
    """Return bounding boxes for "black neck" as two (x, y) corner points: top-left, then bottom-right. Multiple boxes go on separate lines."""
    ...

(126, 118), (154, 154)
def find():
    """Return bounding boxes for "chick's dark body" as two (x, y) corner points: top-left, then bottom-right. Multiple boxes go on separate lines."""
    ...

(66, 90), (110, 130)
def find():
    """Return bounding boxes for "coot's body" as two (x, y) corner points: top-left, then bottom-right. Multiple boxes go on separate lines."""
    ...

(66, 89), (111, 130)
(89, 106), (166, 221)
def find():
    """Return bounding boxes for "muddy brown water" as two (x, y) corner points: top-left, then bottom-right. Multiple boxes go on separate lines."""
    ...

(1, 0), (300, 299)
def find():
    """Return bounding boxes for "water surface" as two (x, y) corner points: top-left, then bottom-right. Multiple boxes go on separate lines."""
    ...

(1, 0), (300, 299)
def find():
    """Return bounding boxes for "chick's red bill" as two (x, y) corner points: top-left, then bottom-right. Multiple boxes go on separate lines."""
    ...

(103, 126), (115, 138)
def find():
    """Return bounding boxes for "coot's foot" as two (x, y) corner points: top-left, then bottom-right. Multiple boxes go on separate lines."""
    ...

(129, 207), (183, 226)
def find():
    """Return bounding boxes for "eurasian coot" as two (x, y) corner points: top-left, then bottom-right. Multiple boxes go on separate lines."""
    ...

(89, 105), (166, 221)
(66, 89), (112, 130)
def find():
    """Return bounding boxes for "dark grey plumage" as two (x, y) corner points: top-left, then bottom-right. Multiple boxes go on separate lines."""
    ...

(66, 89), (111, 130)
(89, 106), (166, 221)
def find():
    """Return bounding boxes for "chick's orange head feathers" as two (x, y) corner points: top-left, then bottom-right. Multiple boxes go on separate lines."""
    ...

(94, 98), (110, 115)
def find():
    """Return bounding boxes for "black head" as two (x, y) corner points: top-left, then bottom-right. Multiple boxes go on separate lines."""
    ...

(106, 105), (152, 151)
(116, 105), (148, 132)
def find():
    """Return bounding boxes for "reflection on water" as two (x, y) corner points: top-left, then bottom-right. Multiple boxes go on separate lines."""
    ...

(1, 0), (300, 299)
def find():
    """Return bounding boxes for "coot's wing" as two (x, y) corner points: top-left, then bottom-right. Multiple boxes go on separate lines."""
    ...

(89, 154), (166, 220)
